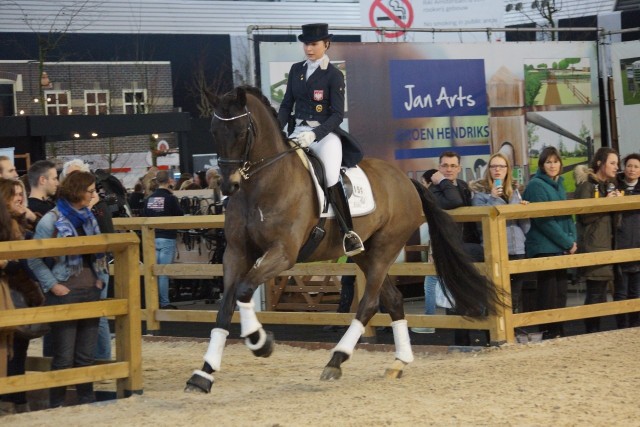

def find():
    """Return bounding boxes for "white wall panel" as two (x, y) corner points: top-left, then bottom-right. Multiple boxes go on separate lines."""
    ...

(0, 0), (360, 35)
(503, 0), (617, 27)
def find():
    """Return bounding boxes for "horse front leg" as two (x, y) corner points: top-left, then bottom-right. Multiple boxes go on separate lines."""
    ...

(235, 245), (295, 359)
(185, 255), (247, 394)
(320, 262), (382, 381)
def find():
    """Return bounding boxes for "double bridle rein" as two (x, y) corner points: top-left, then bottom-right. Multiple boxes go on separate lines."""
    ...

(214, 107), (301, 180)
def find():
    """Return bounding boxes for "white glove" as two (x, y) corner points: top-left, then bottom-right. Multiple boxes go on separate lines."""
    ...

(295, 131), (316, 148)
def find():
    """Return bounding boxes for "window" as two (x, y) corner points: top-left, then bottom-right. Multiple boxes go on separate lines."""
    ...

(123, 89), (147, 114)
(85, 90), (109, 115)
(0, 82), (15, 116)
(45, 90), (71, 115)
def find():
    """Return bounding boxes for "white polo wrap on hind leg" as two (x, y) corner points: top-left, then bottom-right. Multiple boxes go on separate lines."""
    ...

(203, 328), (229, 372)
(391, 319), (414, 363)
(332, 319), (365, 357)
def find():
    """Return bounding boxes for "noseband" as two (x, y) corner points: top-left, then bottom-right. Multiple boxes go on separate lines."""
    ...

(214, 107), (301, 180)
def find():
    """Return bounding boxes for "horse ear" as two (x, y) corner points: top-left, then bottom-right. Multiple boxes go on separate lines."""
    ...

(234, 86), (247, 108)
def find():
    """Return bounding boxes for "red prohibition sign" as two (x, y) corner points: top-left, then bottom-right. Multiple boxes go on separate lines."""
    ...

(369, 0), (414, 39)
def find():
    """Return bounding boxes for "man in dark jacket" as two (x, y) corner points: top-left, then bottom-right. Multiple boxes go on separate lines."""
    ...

(429, 150), (486, 346)
(429, 151), (483, 261)
(142, 170), (184, 309)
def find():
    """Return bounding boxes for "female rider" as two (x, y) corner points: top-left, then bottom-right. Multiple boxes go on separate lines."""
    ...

(277, 23), (364, 256)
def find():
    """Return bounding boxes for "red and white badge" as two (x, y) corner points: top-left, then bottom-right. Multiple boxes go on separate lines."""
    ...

(313, 90), (324, 101)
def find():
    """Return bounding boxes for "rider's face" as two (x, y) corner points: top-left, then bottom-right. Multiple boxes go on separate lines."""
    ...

(303, 40), (328, 62)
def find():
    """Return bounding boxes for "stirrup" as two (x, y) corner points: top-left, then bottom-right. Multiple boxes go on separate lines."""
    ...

(343, 231), (364, 256)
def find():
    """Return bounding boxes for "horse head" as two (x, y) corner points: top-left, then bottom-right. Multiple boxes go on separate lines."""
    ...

(211, 87), (254, 196)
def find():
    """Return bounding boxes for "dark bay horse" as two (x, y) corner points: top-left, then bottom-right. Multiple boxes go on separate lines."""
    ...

(185, 86), (501, 393)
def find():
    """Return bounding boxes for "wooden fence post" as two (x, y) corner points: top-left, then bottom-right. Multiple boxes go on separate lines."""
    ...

(113, 239), (143, 397)
(481, 210), (510, 344)
(141, 225), (160, 332)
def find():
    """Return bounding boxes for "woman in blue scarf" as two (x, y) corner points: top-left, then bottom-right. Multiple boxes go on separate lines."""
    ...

(28, 171), (107, 408)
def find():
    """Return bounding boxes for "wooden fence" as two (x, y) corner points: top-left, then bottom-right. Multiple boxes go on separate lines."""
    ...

(111, 194), (640, 344)
(3, 196), (635, 400)
(0, 233), (142, 399)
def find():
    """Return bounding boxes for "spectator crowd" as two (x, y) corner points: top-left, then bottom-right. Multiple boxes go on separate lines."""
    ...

(0, 156), (221, 414)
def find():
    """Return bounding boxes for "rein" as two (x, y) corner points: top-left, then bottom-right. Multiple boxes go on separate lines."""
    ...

(215, 108), (302, 180)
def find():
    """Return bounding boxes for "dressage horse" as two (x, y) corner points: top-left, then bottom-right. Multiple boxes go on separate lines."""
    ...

(185, 86), (501, 393)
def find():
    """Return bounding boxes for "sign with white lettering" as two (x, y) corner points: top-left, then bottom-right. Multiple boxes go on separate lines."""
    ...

(389, 59), (487, 118)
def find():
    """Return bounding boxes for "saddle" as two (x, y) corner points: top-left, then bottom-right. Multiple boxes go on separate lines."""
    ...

(290, 141), (375, 262)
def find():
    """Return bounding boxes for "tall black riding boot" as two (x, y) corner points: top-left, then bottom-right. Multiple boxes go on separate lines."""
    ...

(328, 181), (364, 256)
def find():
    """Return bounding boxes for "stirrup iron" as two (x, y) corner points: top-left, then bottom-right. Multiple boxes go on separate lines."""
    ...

(343, 231), (364, 256)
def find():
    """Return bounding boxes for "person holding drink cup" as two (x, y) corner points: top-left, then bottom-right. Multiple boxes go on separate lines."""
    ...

(471, 153), (529, 312)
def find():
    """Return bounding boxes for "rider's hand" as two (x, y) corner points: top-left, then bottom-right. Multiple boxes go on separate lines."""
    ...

(296, 131), (316, 148)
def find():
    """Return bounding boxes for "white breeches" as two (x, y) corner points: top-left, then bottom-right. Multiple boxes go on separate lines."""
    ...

(292, 125), (342, 187)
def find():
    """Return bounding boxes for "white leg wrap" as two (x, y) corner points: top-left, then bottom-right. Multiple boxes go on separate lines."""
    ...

(203, 328), (229, 372)
(245, 328), (267, 350)
(238, 300), (262, 338)
(192, 369), (214, 383)
(391, 319), (414, 363)
(332, 319), (365, 357)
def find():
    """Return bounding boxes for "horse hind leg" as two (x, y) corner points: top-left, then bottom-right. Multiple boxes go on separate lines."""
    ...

(384, 320), (413, 379)
(380, 276), (414, 379)
(320, 319), (365, 381)
(321, 260), (398, 380)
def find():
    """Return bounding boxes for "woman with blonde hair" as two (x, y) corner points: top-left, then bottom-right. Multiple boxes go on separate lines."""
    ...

(471, 153), (529, 312)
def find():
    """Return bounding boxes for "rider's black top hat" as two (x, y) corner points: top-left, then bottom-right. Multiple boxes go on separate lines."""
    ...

(298, 23), (333, 43)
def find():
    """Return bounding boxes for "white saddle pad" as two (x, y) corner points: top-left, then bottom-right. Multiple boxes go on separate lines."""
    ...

(310, 165), (376, 218)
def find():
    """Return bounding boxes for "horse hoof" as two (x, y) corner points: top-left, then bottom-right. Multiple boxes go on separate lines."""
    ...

(384, 368), (404, 379)
(320, 366), (342, 381)
(384, 359), (407, 379)
(251, 331), (274, 358)
(184, 374), (212, 394)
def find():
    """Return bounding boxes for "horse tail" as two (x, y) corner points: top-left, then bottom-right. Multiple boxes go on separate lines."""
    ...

(410, 179), (501, 316)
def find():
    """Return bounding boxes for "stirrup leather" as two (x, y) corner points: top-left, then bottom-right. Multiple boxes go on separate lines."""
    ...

(343, 231), (364, 256)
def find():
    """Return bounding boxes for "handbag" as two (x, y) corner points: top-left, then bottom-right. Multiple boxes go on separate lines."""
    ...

(435, 280), (454, 309)
(7, 268), (50, 340)
(10, 289), (51, 339)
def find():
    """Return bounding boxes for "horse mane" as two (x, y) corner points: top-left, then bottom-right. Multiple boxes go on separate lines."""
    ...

(238, 85), (288, 143)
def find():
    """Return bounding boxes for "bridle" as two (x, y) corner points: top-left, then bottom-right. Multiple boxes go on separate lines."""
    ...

(214, 107), (301, 180)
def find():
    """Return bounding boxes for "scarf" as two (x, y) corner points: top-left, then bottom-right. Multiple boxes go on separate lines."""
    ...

(55, 198), (106, 277)
(305, 55), (326, 80)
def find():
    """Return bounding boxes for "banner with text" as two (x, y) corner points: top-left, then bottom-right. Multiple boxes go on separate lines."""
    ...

(260, 41), (599, 183)
(609, 40), (640, 157)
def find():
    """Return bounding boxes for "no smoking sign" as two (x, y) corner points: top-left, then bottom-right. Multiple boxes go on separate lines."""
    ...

(369, 0), (414, 39)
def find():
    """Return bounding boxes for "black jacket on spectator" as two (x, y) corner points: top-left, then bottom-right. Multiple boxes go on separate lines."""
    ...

(141, 188), (183, 239)
(616, 174), (640, 273)
(429, 178), (481, 245)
